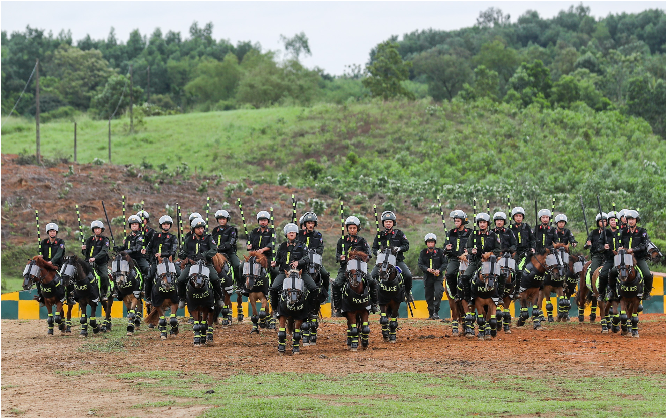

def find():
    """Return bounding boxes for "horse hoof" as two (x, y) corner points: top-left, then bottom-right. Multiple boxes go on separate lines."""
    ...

(126, 332), (133, 336)
(383, 336), (389, 342)
(578, 315), (584, 323)
(148, 324), (155, 329)
(548, 316), (554, 323)
(293, 350), (300, 355)
(79, 333), (88, 338)
(237, 315), (244, 323)
(302, 342), (310, 347)
(350, 348), (357, 352)
(161, 335), (167, 340)
(222, 320), (229, 326)
(47, 332), (54, 336)
(504, 329), (512, 334)
(601, 329), (608, 334)
(632, 333), (639, 338)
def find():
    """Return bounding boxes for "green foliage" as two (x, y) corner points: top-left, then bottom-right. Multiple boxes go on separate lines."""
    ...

(413, 50), (472, 100)
(90, 74), (144, 119)
(626, 76), (666, 138)
(184, 54), (241, 107)
(363, 41), (414, 100)
(302, 158), (324, 180)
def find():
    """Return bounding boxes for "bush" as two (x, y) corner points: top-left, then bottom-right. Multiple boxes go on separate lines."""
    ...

(308, 198), (327, 214)
(302, 159), (324, 180)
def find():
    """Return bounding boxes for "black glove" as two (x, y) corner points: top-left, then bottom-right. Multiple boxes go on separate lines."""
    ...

(113, 245), (123, 252)
(178, 251), (186, 260)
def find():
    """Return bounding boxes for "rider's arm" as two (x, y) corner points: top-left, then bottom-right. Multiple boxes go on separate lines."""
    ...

(417, 249), (429, 273)
(398, 231), (409, 253)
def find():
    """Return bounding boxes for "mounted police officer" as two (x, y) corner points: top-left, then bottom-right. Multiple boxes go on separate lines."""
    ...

(534, 209), (554, 253)
(418, 233), (445, 320)
(145, 215), (180, 305)
(459, 213), (501, 303)
(137, 210), (155, 251)
(36, 222), (66, 305)
(296, 212), (330, 302)
(269, 223), (319, 312)
(211, 210), (240, 286)
(612, 210), (653, 300)
(81, 220), (110, 301)
(371, 211), (413, 303)
(599, 211), (621, 301)
(177, 217), (224, 309)
(117, 215), (150, 285)
(492, 211), (517, 298)
(332, 216), (375, 315)
(444, 210), (471, 302)
(584, 212), (607, 283)
(509, 207), (535, 286)
(247, 210), (276, 279)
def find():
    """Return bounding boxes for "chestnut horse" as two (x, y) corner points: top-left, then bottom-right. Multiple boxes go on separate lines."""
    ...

(212, 253), (234, 326)
(110, 252), (143, 336)
(376, 247), (403, 343)
(469, 252), (501, 340)
(496, 252), (516, 334)
(614, 249), (642, 338)
(538, 243), (572, 323)
(243, 251), (270, 334)
(184, 258), (218, 345)
(276, 269), (309, 355)
(446, 255), (468, 336)
(22, 256), (66, 335)
(60, 255), (101, 337)
(517, 247), (560, 330)
(144, 256), (180, 339)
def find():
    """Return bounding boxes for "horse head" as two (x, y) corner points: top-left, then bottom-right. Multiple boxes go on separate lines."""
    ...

(376, 247), (398, 284)
(188, 259), (210, 290)
(476, 252), (499, 290)
(282, 269), (305, 309)
(498, 252), (516, 285)
(243, 251), (267, 290)
(552, 243), (570, 278)
(307, 248), (323, 276)
(346, 250), (369, 291)
(614, 249), (637, 284)
(156, 255), (178, 292)
(531, 247), (560, 279)
(59, 255), (85, 287)
(111, 252), (136, 288)
(647, 240), (663, 265)
(22, 255), (57, 290)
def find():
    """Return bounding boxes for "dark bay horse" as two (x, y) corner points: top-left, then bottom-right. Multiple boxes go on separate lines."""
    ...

(302, 249), (324, 346)
(23, 256), (66, 335)
(212, 253), (234, 326)
(470, 253), (501, 340)
(614, 249), (642, 338)
(243, 251), (270, 334)
(497, 252), (516, 334)
(110, 252), (143, 336)
(446, 255), (468, 336)
(517, 247), (560, 330)
(277, 269), (309, 355)
(144, 256), (180, 339)
(376, 248), (403, 343)
(60, 256), (101, 337)
(539, 243), (572, 322)
(341, 250), (371, 351)
(185, 259), (218, 345)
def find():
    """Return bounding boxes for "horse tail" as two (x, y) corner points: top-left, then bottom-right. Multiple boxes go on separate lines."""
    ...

(212, 253), (226, 274)
(144, 306), (161, 325)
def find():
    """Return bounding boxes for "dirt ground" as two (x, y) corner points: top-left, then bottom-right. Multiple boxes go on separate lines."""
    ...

(2, 315), (666, 417)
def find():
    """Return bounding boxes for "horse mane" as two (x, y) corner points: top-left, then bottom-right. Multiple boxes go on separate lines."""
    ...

(119, 251), (136, 269)
(245, 251), (268, 268)
(480, 252), (494, 262)
(458, 254), (468, 263)
(212, 253), (228, 274)
(31, 255), (57, 272)
(553, 243), (569, 251)
(348, 250), (369, 262)
(68, 255), (91, 278)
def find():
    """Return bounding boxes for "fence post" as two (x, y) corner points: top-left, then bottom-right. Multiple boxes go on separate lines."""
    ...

(73, 122), (77, 162)
(35, 59), (40, 161)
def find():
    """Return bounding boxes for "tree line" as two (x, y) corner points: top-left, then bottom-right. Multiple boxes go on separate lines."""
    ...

(1, 5), (665, 137)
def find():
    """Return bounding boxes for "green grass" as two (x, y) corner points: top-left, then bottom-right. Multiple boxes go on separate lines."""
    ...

(1, 276), (24, 294)
(78, 324), (139, 353)
(115, 371), (666, 417)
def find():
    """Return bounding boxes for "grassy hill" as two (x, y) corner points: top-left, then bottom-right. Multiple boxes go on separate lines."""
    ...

(3, 98), (665, 237)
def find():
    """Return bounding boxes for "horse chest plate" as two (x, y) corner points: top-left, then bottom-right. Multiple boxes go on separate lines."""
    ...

(379, 283), (398, 292)
(74, 284), (88, 291)
(192, 290), (210, 299)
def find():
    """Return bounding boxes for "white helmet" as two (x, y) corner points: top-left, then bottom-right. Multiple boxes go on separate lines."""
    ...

(595, 212), (608, 222)
(257, 211), (270, 221)
(424, 233), (437, 243)
(189, 212), (202, 222)
(475, 213), (491, 223)
(450, 210), (468, 224)
(283, 223), (298, 236)
(554, 214), (568, 224)
(607, 211), (618, 221)
(136, 210), (150, 220)
(537, 209), (552, 219)
(45, 222), (59, 233)
(493, 212), (507, 222)
(191, 217), (206, 229)
(511, 207), (526, 219)
(90, 220), (105, 231)
(345, 216), (361, 229)
(127, 215), (142, 225)
(159, 215), (173, 225)
(215, 210), (230, 220)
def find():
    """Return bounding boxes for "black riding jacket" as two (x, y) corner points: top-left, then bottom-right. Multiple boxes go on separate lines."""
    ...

(147, 231), (178, 261)
(418, 248), (446, 276)
(372, 228), (409, 262)
(510, 223), (534, 253)
(123, 231), (147, 260)
(584, 229), (606, 255)
(40, 238), (65, 266)
(82, 235), (110, 264)
(275, 240), (309, 273)
(211, 225), (238, 254)
(534, 224), (553, 252)
(465, 229), (500, 262)
(551, 227), (577, 246)
(296, 229), (324, 255)
(336, 235), (372, 265)
(620, 226), (650, 259)
(492, 227), (517, 254)
(142, 226), (156, 250)
(445, 227), (471, 258)
(248, 227), (275, 260)
(602, 227), (622, 261)
(179, 233), (217, 262)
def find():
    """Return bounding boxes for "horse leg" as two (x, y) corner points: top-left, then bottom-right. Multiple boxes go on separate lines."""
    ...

(236, 292), (244, 323)
(489, 303), (498, 338)
(380, 305), (389, 341)
(473, 301), (485, 340)
(361, 311), (371, 348)
(292, 319), (303, 354)
(46, 303), (55, 336)
(168, 304), (179, 335)
(631, 301), (639, 338)
(89, 301), (100, 334)
(556, 288), (567, 322)
(66, 303), (73, 333)
(221, 294), (232, 326)
(301, 313), (311, 347)
(598, 300), (608, 333)
(309, 308), (319, 345)
(461, 300), (475, 337)
(125, 297), (135, 336)
(590, 298), (598, 323)
(192, 310), (202, 346)
(277, 316), (287, 354)
(502, 297), (512, 334)
(79, 303), (89, 338)
(541, 289), (554, 323)
(258, 295), (269, 329)
(531, 290), (542, 330)
(349, 315), (359, 351)
(249, 296), (259, 334)
(517, 292), (529, 327)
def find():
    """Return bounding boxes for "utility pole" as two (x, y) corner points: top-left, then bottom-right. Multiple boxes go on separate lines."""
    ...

(146, 66), (150, 104)
(35, 59), (40, 161)
(129, 64), (134, 134)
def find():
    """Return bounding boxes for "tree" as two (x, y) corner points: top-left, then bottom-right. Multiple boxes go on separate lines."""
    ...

(626, 76), (666, 138)
(90, 74), (143, 119)
(506, 60), (552, 107)
(460, 65), (500, 101)
(362, 41), (414, 100)
(280, 32), (311, 61)
(184, 54), (241, 105)
(473, 40), (520, 90)
(413, 50), (471, 100)
(476, 7), (511, 28)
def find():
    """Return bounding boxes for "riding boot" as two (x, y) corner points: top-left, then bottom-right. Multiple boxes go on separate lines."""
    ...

(643, 273), (653, 300)
(270, 289), (279, 312)
(369, 279), (379, 312)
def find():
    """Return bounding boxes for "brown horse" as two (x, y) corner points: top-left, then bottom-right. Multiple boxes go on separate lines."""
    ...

(60, 255), (101, 337)
(243, 251), (270, 334)
(184, 258), (218, 345)
(647, 240), (663, 265)
(211, 253), (234, 326)
(446, 255), (468, 336)
(613, 249), (642, 337)
(470, 252), (501, 340)
(23, 256), (66, 335)
(341, 250), (371, 351)
(517, 247), (559, 330)
(110, 252), (143, 336)
(276, 269), (308, 355)
(538, 243), (572, 323)
(497, 252), (516, 334)
(144, 256), (180, 339)
(575, 260), (618, 334)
